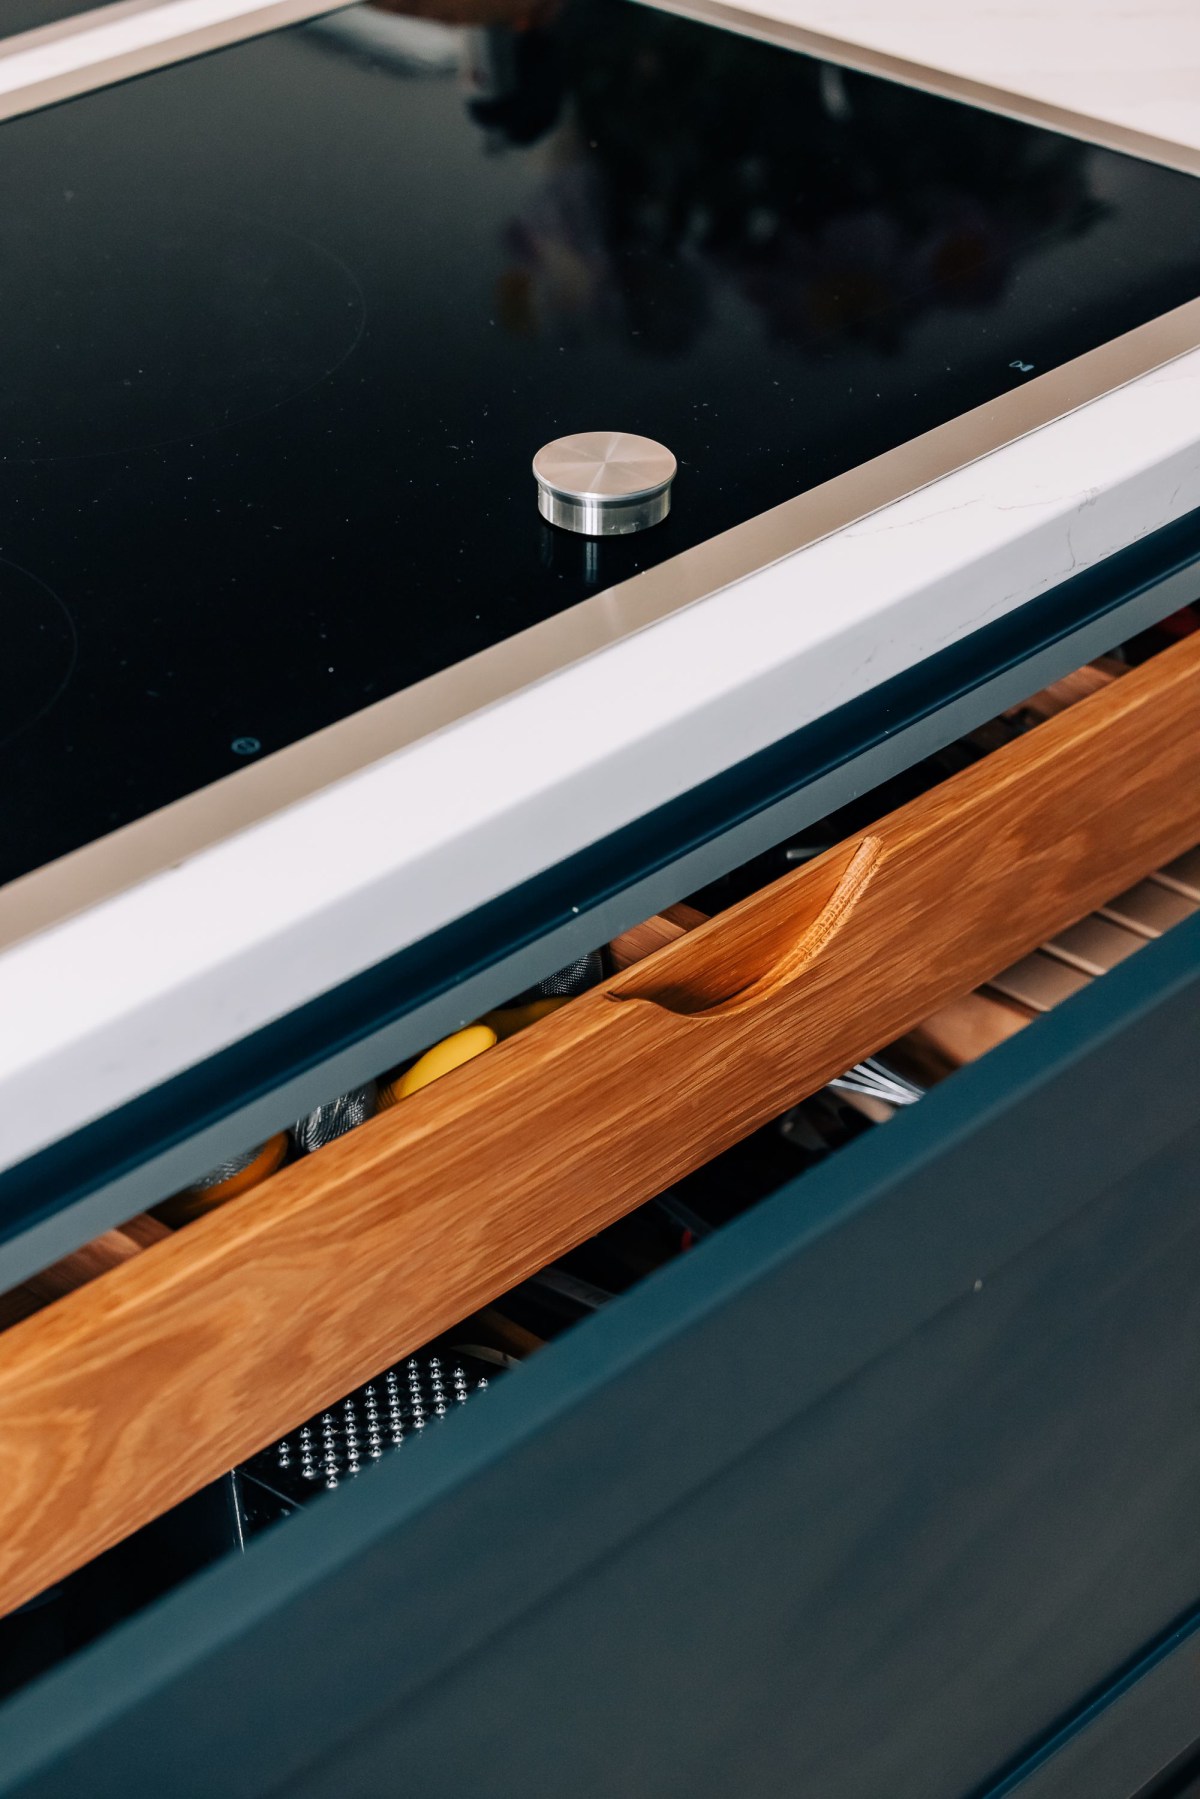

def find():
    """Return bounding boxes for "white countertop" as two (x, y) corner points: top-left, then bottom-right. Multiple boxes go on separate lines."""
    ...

(721, 0), (1200, 153)
(2, 0), (1200, 1171)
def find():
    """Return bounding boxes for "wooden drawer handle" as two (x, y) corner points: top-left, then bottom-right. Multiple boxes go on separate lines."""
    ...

(3, 633), (1200, 1616)
(612, 837), (881, 1019)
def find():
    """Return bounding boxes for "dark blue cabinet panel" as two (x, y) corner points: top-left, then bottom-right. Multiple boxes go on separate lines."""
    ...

(3, 916), (1199, 1798)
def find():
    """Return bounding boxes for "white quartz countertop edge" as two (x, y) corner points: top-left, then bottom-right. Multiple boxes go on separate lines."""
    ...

(2, 346), (1200, 1170)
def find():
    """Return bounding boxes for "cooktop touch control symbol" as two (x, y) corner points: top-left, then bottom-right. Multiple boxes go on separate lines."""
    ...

(533, 431), (676, 537)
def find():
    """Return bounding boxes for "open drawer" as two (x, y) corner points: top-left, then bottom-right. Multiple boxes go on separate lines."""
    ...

(3, 627), (1200, 1796)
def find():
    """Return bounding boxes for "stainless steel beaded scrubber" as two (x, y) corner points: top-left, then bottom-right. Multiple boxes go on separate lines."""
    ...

(240, 1350), (498, 1502)
(291, 1080), (378, 1154)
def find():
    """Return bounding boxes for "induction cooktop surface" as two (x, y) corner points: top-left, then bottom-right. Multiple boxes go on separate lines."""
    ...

(3, 0), (1200, 901)
(0, 0), (103, 35)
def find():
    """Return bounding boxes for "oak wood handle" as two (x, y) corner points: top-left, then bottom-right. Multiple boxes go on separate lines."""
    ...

(2, 632), (1200, 1614)
(610, 837), (881, 1020)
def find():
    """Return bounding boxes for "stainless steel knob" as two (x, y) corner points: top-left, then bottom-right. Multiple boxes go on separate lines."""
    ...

(533, 431), (676, 536)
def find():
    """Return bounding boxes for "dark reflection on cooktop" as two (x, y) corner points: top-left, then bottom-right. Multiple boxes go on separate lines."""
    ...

(0, 565), (76, 750)
(2, 0), (1199, 890)
(0, 204), (365, 459)
(0, 0), (101, 35)
(454, 4), (1101, 356)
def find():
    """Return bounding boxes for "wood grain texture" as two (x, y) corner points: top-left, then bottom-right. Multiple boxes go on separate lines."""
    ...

(4, 631), (1200, 1614)
(1018, 654), (1127, 719)
(151, 1134), (289, 1227)
(23, 1215), (170, 1306)
(0, 1285), (42, 1334)
(902, 991), (1033, 1076)
(0, 1213), (171, 1326)
(971, 656), (1127, 754)
(608, 903), (707, 971)
(607, 885), (1035, 1079)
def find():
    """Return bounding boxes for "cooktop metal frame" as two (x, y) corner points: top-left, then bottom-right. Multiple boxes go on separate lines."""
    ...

(2, 0), (1200, 951)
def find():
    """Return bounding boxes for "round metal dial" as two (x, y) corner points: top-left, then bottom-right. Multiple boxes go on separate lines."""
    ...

(533, 430), (676, 536)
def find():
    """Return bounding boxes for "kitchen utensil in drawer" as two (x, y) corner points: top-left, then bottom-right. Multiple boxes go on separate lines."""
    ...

(485, 950), (606, 1036)
(154, 1136), (290, 1226)
(378, 1027), (498, 1108)
(239, 1350), (500, 1505)
(292, 1083), (378, 1154)
(532, 951), (605, 997)
(827, 1057), (924, 1110)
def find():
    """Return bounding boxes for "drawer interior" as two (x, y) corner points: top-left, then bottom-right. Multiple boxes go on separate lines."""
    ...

(3, 604), (1200, 1694)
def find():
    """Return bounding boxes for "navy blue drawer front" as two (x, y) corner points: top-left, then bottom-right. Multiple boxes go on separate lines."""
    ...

(3, 913), (1200, 1798)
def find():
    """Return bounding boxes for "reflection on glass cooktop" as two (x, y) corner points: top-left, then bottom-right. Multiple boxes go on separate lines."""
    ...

(2, 0), (1200, 890)
(2, 203), (365, 458)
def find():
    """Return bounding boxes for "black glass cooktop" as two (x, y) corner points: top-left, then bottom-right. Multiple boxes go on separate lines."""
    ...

(4, 0), (1200, 891)
(0, 0), (99, 35)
